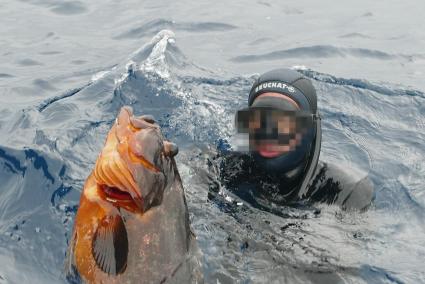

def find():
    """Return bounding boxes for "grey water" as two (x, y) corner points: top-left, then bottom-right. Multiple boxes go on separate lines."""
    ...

(0, 0), (424, 283)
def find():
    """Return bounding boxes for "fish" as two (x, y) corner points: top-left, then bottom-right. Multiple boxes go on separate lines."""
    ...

(65, 106), (203, 283)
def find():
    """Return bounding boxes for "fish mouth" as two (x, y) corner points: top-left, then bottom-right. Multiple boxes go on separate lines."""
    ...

(101, 184), (133, 202)
(99, 184), (144, 213)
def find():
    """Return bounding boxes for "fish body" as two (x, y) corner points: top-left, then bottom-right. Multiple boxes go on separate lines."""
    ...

(65, 107), (202, 283)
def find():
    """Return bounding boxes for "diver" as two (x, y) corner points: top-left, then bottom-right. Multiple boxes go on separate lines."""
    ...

(207, 68), (374, 212)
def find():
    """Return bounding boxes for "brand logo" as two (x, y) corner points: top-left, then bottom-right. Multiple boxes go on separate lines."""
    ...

(254, 81), (295, 93)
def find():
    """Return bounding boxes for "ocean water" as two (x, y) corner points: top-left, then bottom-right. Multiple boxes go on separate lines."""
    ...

(0, 0), (424, 283)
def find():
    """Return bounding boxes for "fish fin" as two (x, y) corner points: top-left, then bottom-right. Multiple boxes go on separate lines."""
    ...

(92, 214), (128, 275)
(64, 230), (82, 283)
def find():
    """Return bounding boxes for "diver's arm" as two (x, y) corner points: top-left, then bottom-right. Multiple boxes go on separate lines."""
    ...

(202, 148), (253, 200)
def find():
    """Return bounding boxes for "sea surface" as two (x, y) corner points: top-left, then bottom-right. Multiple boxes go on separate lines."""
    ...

(0, 0), (424, 283)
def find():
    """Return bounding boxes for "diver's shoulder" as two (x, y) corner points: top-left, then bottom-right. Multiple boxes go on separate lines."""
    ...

(312, 161), (374, 210)
(317, 161), (372, 184)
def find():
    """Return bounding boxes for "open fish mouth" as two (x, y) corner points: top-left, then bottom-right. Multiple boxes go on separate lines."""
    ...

(95, 183), (144, 214)
(102, 184), (133, 202)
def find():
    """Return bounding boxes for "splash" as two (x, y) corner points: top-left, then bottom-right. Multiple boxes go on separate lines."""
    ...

(139, 30), (176, 79)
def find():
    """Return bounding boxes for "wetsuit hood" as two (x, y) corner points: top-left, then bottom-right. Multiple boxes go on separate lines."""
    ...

(249, 68), (318, 113)
(247, 68), (322, 196)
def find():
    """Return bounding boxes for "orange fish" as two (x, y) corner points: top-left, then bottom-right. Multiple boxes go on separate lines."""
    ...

(65, 106), (202, 283)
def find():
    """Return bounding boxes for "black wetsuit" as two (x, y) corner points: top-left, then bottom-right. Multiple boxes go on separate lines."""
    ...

(207, 151), (374, 212)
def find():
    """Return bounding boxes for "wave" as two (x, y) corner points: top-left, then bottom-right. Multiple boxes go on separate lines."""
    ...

(114, 18), (237, 39)
(230, 45), (424, 62)
(19, 0), (87, 15)
(0, 73), (14, 78)
(296, 68), (425, 99)
(0, 145), (75, 283)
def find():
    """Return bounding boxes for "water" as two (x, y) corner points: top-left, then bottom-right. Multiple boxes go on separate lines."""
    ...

(0, 0), (424, 283)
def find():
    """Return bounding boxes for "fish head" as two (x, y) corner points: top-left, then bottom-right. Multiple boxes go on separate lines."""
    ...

(93, 106), (179, 213)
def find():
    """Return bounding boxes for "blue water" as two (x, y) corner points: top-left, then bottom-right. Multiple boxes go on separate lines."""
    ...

(1, 1), (424, 283)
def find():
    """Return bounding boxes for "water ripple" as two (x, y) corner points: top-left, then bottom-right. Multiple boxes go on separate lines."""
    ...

(115, 19), (237, 39)
(231, 45), (424, 63)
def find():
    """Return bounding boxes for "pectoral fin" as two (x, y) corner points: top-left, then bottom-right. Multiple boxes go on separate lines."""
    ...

(64, 230), (81, 282)
(92, 214), (128, 275)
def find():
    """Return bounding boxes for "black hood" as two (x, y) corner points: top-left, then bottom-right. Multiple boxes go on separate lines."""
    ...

(249, 68), (317, 113)
(246, 68), (322, 197)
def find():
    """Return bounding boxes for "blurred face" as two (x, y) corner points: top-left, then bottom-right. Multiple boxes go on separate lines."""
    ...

(236, 93), (311, 158)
